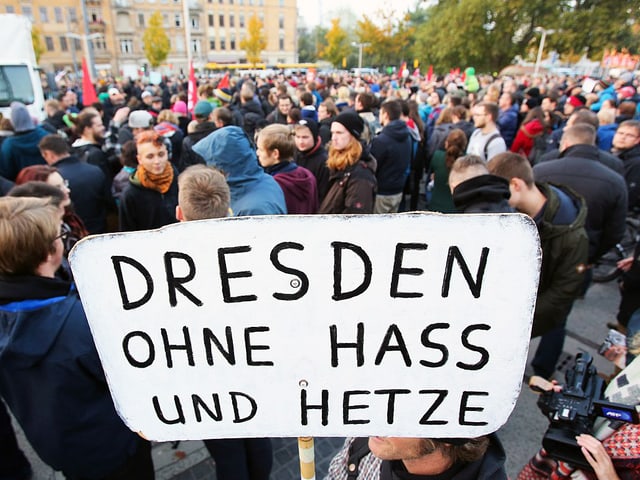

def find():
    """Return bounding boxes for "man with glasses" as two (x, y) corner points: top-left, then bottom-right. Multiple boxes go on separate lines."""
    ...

(466, 102), (507, 162)
(0, 196), (153, 479)
(612, 120), (640, 211)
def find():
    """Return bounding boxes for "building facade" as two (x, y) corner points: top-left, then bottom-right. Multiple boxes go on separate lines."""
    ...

(3, 0), (297, 77)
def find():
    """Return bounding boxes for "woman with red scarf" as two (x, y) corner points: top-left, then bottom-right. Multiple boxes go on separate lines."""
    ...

(119, 130), (179, 231)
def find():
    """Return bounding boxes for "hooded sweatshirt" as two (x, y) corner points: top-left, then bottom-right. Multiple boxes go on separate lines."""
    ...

(452, 175), (515, 213)
(193, 126), (287, 216)
(265, 161), (319, 214)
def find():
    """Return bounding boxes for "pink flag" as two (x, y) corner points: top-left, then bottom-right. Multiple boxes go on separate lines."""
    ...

(188, 61), (197, 114)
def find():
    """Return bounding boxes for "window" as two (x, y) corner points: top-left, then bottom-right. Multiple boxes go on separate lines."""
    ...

(218, 0), (223, 4)
(278, 14), (283, 29)
(68, 7), (77, 22)
(6, 6), (15, 13)
(238, 0), (243, 4)
(92, 38), (107, 51)
(73, 38), (81, 50)
(279, 33), (284, 50)
(59, 36), (68, 51)
(209, 38), (215, 49)
(208, 14), (213, 27)
(220, 37), (226, 50)
(21, 6), (33, 21)
(175, 35), (184, 52)
(279, 0), (284, 6)
(190, 38), (201, 53)
(239, 14), (244, 28)
(39, 7), (48, 23)
(138, 13), (145, 27)
(54, 7), (63, 23)
(163, 14), (169, 27)
(175, 14), (182, 27)
(229, 14), (234, 27)
(120, 38), (134, 54)
(218, 14), (224, 26)
(191, 15), (199, 29)
(258, 0), (263, 5)
(230, 34), (235, 50)
(45, 36), (54, 52)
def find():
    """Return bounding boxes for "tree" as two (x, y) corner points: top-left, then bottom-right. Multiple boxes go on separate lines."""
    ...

(355, 11), (414, 68)
(412, 0), (560, 72)
(31, 26), (44, 64)
(240, 15), (267, 65)
(142, 11), (170, 68)
(320, 18), (351, 68)
(298, 25), (328, 63)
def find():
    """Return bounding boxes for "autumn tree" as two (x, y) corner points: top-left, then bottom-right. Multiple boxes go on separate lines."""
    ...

(355, 11), (414, 67)
(320, 18), (350, 68)
(298, 25), (328, 63)
(240, 15), (267, 65)
(31, 26), (44, 64)
(142, 11), (170, 68)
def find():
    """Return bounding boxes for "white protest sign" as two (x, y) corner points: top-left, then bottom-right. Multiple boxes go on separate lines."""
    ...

(69, 213), (540, 441)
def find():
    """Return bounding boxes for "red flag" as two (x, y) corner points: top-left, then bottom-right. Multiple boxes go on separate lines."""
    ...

(188, 61), (197, 114)
(399, 62), (407, 76)
(427, 65), (434, 82)
(218, 72), (230, 89)
(81, 57), (97, 105)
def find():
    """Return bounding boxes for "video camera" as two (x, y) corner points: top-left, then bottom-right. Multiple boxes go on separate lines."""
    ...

(536, 352), (639, 470)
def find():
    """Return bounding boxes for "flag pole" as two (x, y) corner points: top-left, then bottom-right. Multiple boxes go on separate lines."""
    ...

(298, 436), (315, 480)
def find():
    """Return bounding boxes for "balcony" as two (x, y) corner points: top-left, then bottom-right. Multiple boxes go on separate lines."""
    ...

(88, 20), (106, 33)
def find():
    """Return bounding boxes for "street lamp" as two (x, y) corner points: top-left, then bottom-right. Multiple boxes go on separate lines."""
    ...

(534, 27), (555, 76)
(351, 42), (371, 70)
(66, 32), (103, 82)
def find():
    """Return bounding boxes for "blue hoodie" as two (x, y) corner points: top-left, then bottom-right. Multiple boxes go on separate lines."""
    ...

(193, 126), (287, 216)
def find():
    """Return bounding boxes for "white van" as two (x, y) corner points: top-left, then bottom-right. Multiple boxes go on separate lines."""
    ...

(0, 15), (46, 121)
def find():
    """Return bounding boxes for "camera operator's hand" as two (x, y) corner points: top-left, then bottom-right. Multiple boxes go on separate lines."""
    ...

(576, 434), (620, 480)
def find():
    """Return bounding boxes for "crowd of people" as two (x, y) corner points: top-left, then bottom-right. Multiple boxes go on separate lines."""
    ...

(0, 65), (639, 479)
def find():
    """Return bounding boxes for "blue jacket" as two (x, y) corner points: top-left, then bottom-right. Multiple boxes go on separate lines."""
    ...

(0, 126), (49, 181)
(497, 104), (519, 148)
(193, 126), (287, 215)
(0, 276), (144, 478)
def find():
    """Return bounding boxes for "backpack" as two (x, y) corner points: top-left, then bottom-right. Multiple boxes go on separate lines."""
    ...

(527, 132), (550, 166)
(483, 133), (502, 161)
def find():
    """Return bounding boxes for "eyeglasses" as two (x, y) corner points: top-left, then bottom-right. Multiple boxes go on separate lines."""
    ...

(56, 224), (71, 243)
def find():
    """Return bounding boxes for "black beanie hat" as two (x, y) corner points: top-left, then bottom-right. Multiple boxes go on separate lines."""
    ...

(332, 112), (365, 140)
(296, 118), (319, 140)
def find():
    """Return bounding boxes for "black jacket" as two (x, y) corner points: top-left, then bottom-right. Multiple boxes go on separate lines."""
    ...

(53, 155), (114, 234)
(617, 144), (640, 211)
(179, 121), (217, 172)
(239, 100), (266, 140)
(295, 139), (330, 204)
(319, 148), (377, 214)
(452, 175), (515, 213)
(534, 143), (628, 262)
(370, 119), (412, 195)
(118, 169), (179, 231)
(539, 146), (625, 177)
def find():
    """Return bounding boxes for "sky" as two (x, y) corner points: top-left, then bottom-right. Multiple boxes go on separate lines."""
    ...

(297, 0), (419, 28)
